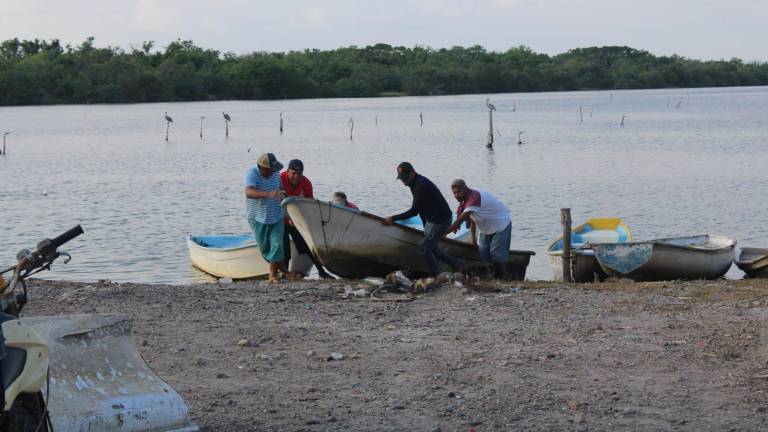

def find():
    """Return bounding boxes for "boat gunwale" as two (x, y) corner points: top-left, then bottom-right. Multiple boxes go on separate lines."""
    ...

(282, 197), (536, 256)
(591, 235), (736, 255)
(186, 235), (258, 253)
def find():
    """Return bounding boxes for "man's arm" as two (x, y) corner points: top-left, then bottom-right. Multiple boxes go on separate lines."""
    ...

(447, 211), (473, 234)
(245, 186), (283, 199)
(388, 182), (422, 222)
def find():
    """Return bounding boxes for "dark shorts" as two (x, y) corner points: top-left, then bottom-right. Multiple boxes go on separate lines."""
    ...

(284, 223), (310, 262)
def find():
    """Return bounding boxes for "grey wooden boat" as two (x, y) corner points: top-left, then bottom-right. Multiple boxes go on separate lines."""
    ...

(592, 235), (736, 281)
(282, 197), (535, 279)
(735, 247), (768, 278)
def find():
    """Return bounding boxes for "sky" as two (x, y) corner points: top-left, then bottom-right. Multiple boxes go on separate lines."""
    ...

(0, 0), (766, 61)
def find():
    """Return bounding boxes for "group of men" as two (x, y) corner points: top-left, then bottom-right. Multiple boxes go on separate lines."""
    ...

(245, 153), (512, 282)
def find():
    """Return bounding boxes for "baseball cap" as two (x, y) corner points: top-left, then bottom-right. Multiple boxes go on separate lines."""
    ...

(396, 162), (414, 181)
(257, 153), (283, 171)
(288, 159), (304, 171)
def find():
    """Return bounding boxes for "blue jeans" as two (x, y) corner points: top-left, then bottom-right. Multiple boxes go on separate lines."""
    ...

(421, 220), (460, 275)
(478, 222), (512, 263)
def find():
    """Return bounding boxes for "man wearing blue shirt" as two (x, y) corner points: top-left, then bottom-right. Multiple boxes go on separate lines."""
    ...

(244, 152), (295, 282)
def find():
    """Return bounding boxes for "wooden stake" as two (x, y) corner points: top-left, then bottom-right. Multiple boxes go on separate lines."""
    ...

(348, 117), (354, 140)
(579, 106), (583, 123)
(486, 109), (494, 148)
(561, 208), (573, 282)
(419, 112), (423, 126)
(279, 112), (284, 134)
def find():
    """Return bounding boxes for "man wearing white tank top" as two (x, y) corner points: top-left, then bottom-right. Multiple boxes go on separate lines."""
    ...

(447, 179), (512, 279)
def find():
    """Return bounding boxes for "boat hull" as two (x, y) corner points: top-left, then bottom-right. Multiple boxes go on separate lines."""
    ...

(283, 197), (534, 279)
(735, 247), (768, 278)
(593, 235), (736, 281)
(187, 234), (313, 279)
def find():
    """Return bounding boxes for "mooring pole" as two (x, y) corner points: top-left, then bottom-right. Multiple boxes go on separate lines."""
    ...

(561, 208), (573, 282)
(279, 112), (284, 134)
(486, 109), (494, 148)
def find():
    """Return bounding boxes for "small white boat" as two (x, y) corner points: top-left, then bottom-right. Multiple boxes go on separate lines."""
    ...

(546, 217), (632, 282)
(592, 234), (736, 281)
(735, 247), (768, 278)
(282, 197), (534, 279)
(186, 234), (313, 279)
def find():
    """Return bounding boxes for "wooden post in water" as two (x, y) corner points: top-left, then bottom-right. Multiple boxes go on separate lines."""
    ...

(419, 112), (423, 126)
(199, 116), (205, 139)
(486, 109), (494, 148)
(348, 117), (354, 140)
(279, 112), (284, 134)
(561, 208), (573, 282)
(1, 132), (9, 155)
(579, 106), (583, 123)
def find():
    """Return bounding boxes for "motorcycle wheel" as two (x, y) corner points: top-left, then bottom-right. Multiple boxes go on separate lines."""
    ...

(0, 401), (41, 432)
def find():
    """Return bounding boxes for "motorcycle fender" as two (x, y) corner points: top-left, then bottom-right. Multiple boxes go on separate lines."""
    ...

(1, 319), (49, 411)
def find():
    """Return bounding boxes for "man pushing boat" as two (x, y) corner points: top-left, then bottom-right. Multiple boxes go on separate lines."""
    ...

(383, 162), (463, 276)
(244, 152), (297, 282)
(447, 179), (513, 279)
(281, 158), (334, 279)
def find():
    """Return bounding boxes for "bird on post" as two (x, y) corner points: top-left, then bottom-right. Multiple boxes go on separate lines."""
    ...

(223, 112), (231, 122)
(485, 98), (497, 111)
(164, 112), (173, 141)
(223, 112), (231, 137)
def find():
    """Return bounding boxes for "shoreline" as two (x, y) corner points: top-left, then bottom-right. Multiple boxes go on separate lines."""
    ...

(25, 277), (768, 431)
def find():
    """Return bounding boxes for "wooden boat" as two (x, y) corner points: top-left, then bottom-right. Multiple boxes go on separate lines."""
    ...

(186, 234), (313, 279)
(282, 197), (535, 279)
(546, 218), (632, 282)
(592, 235), (736, 281)
(735, 247), (768, 278)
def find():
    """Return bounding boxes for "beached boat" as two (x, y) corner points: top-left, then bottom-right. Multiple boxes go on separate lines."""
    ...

(186, 234), (313, 279)
(592, 235), (736, 281)
(282, 197), (535, 279)
(735, 247), (768, 278)
(546, 217), (632, 282)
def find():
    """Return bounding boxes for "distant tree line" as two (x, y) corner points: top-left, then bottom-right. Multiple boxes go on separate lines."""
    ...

(1, 38), (767, 105)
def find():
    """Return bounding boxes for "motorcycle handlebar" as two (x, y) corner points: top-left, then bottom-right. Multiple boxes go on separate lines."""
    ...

(40, 225), (84, 255)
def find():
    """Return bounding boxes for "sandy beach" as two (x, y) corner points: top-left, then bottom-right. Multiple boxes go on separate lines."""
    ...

(24, 277), (768, 431)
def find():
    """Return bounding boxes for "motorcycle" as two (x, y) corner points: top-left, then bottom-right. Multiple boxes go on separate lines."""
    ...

(0, 225), (84, 432)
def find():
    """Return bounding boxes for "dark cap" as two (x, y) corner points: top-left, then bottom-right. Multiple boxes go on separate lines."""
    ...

(288, 159), (304, 171)
(257, 152), (283, 171)
(396, 162), (415, 181)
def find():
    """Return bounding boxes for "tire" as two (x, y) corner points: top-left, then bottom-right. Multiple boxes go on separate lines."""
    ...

(0, 401), (42, 432)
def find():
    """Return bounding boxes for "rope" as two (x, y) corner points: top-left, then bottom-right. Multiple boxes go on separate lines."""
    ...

(317, 200), (332, 252)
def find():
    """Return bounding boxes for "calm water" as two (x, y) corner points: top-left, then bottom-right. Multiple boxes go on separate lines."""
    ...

(1, 87), (767, 284)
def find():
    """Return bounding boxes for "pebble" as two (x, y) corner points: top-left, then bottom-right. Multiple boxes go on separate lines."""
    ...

(327, 352), (345, 361)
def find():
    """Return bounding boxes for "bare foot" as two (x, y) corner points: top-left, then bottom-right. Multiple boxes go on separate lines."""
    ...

(268, 274), (281, 283)
(284, 271), (302, 281)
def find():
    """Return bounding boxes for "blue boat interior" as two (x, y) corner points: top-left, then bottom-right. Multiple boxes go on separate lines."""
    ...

(191, 235), (255, 249)
(396, 215), (470, 239)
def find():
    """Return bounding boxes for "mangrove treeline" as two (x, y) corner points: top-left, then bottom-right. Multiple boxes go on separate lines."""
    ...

(1, 38), (767, 105)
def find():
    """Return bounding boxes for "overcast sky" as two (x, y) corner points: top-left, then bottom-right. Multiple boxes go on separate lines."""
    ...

(0, 0), (766, 61)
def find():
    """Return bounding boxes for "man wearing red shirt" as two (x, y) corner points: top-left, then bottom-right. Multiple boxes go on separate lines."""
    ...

(280, 159), (333, 279)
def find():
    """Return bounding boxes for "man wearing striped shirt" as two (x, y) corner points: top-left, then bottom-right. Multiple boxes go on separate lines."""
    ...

(244, 153), (295, 282)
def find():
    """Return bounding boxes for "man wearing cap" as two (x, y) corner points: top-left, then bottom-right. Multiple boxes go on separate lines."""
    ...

(383, 162), (462, 276)
(280, 159), (333, 279)
(244, 152), (295, 282)
(447, 179), (512, 279)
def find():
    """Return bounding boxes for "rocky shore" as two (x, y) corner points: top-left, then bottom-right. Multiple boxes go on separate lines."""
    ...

(25, 277), (768, 431)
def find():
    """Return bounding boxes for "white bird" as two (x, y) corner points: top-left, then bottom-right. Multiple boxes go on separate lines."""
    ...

(223, 112), (231, 122)
(164, 112), (173, 123)
(485, 98), (496, 111)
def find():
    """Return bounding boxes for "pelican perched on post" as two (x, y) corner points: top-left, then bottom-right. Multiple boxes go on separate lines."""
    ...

(485, 99), (496, 148)
(223, 112), (231, 137)
(164, 112), (173, 141)
(1, 131), (10, 155)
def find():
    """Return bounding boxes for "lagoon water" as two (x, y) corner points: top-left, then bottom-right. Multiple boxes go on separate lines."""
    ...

(1, 87), (767, 284)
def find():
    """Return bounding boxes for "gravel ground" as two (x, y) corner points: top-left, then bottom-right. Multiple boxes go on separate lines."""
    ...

(23, 277), (768, 431)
